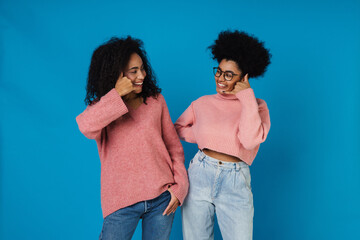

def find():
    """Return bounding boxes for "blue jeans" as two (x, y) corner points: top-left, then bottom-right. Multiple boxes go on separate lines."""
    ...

(182, 150), (254, 240)
(99, 191), (174, 240)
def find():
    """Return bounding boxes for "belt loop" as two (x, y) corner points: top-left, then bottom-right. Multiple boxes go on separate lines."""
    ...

(198, 149), (206, 162)
(235, 162), (240, 172)
(200, 154), (206, 162)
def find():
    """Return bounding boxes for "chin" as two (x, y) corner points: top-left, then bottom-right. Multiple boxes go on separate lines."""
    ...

(216, 88), (229, 94)
(134, 89), (142, 94)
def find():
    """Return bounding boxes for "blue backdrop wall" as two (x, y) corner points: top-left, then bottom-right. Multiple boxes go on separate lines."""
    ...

(1, 0), (359, 239)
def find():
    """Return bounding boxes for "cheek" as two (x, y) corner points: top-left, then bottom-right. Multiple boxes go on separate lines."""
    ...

(228, 81), (237, 89)
(126, 73), (136, 81)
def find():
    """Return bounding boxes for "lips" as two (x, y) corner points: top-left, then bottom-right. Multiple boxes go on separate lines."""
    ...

(133, 82), (143, 86)
(217, 82), (227, 88)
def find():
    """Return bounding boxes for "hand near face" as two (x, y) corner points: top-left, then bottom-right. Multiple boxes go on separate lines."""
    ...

(222, 74), (250, 95)
(115, 73), (135, 97)
(163, 188), (180, 216)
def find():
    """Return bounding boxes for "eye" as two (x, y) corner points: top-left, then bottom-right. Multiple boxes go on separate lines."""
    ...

(129, 70), (137, 74)
(224, 72), (233, 78)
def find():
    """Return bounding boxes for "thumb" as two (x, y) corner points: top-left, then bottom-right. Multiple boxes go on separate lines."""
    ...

(117, 72), (124, 82)
(242, 73), (249, 83)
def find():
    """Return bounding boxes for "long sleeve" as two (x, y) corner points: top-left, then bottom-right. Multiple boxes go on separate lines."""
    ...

(174, 103), (197, 143)
(236, 88), (271, 150)
(159, 95), (189, 205)
(76, 88), (128, 140)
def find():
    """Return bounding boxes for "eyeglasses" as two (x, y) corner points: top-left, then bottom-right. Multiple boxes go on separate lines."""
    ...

(213, 67), (240, 81)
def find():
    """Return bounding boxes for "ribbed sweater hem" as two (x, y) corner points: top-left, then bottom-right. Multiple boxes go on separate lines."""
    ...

(102, 185), (170, 218)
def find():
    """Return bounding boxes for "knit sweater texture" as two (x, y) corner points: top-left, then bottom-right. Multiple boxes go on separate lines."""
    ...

(76, 89), (189, 218)
(174, 88), (270, 165)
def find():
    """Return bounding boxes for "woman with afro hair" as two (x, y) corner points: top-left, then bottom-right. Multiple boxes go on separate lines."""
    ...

(175, 30), (271, 240)
(76, 36), (189, 240)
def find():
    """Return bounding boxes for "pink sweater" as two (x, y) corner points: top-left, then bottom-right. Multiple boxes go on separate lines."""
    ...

(175, 88), (270, 165)
(76, 89), (189, 218)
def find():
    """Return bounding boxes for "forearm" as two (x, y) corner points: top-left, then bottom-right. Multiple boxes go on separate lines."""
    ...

(76, 88), (128, 139)
(236, 88), (270, 149)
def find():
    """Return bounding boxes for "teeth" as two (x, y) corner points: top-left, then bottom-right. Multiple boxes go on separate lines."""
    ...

(218, 83), (226, 87)
(134, 82), (143, 86)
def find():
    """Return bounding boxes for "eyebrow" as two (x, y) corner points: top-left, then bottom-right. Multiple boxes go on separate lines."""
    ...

(128, 65), (144, 70)
(217, 67), (235, 74)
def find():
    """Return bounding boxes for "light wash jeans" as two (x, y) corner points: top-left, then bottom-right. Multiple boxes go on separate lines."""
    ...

(182, 150), (254, 240)
(99, 191), (174, 240)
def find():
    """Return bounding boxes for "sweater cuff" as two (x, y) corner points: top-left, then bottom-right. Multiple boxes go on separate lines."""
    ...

(169, 183), (188, 206)
(235, 88), (255, 100)
(235, 88), (258, 108)
(106, 88), (129, 115)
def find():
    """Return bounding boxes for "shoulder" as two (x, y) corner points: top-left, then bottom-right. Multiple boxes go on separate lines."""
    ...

(153, 93), (165, 104)
(147, 93), (164, 102)
(147, 93), (168, 109)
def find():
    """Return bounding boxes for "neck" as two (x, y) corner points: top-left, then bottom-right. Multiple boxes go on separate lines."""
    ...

(215, 92), (238, 100)
(123, 92), (138, 102)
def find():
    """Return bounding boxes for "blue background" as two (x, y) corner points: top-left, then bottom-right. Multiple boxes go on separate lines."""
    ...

(1, 0), (359, 239)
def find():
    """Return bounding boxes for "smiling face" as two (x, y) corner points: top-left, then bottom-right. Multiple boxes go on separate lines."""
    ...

(124, 53), (147, 94)
(215, 59), (242, 94)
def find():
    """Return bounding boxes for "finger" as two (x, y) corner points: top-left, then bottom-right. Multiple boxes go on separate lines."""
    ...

(168, 205), (177, 215)
(167, 199), (178, 215)
(171, 203), (179, 213)
(243, 73), (249, 83)
(117, 72), (125, 82)
(169, 207), (177, 215)
(163, 199), (176, 215)
(163, 203), (172, 215)
(166, 206), (174, 215)
(166, 204), (176, 216)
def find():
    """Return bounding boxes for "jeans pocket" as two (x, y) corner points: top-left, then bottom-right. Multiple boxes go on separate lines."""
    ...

(187, 154), (200, 174)
(239, 166), (252, 191)
(188, 158), (202, 183)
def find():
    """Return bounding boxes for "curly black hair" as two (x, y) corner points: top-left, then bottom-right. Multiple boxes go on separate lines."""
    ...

(84, 36), (161, 105)
(208, 30), (271, 79)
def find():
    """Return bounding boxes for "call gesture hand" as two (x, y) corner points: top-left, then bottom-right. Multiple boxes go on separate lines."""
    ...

(223, 74), (250, 95)
(115, 73), (134, 97)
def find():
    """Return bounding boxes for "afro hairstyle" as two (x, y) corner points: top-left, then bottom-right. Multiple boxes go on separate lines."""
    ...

(208, 30), (271, 78)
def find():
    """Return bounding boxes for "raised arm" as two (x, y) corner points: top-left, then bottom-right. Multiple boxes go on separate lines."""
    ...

(76, 88), (128, 140)
(236, 88), (270, 150)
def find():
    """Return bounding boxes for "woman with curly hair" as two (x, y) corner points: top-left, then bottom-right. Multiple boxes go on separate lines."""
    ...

(175, 30), (271, 240)
(76, 36), (188, 240)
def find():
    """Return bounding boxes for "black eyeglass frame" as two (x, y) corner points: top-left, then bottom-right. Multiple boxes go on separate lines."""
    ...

(213, 67), (241, 81)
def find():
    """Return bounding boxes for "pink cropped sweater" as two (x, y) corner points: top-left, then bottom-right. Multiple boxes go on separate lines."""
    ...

(76, 89), (189, 218)
(175, 88), (270, 165)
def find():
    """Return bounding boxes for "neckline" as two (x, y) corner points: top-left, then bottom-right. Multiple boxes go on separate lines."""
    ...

(215, 93), (238, 100)
(125, 97), (144, 111)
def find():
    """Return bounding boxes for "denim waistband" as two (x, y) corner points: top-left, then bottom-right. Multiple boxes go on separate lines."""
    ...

(195, 150), (248, 171)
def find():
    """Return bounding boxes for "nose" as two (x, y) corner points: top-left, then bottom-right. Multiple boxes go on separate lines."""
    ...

(138, 70), (146, 80)
(217, 73), (225, 82)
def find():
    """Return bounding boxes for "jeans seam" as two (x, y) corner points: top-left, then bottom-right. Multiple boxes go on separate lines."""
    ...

(239, 168), (251, 191)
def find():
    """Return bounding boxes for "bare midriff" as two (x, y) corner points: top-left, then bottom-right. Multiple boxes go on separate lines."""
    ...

(202, 148), (243, 163)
